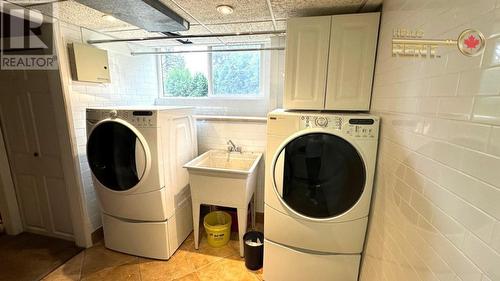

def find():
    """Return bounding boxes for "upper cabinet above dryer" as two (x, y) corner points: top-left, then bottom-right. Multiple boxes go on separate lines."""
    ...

(284, 13), (380, 111)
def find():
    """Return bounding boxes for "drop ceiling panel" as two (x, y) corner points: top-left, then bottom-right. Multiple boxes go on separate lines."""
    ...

(184, 37), (223, 45)
(204, 21), (275, 34)
(104, 29), (164, 39)
(270, 0), (365, 18)
(34, 1), (134, 31)
(160, 0), (272, 25)
(8, 0), (378, 49)
(177, 25), (212, 35)
(220, 34), (273, 44)
(275, 20), (287, 30)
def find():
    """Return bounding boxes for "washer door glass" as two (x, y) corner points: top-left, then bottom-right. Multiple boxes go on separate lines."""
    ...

(87, 121), (147, 191)
(273, 133), (366, 219)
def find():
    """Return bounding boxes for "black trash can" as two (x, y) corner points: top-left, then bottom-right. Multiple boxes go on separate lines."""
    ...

(243, 231), (264, 270)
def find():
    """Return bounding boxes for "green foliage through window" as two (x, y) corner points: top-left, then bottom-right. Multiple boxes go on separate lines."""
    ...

(161, 46), (261, 97)
(162, 52), (208, 97)
(212, 50), (260, 96)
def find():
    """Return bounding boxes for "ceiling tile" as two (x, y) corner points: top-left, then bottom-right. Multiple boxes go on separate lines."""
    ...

(177, 25), (213, 35)
(270, 0), (365, 19)
(220, 34), (272, 44)
(11, 0), (377, 49)
(184, 37), (223, 45)
(104, 29), (164, 39)
(204, 21), (275, 34)
(275, 19), (287, 30)
(160, 0), (272, 25)
(34, 0), (133, 31)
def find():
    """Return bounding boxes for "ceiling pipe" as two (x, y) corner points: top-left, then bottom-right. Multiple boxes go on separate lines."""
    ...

(131, 46), (285, 56)
(87, 30), (286, 44)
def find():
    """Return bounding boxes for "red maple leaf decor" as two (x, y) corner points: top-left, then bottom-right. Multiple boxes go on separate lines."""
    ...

(464, 35), (480, 49)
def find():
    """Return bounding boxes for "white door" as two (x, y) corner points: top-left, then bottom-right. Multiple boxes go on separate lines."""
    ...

(0, 70), (74, 240)
(325, 13), (380, 111)
(283, 16), (332, 110)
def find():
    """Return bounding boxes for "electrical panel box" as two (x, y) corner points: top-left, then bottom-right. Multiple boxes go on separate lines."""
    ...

(68, 43), (110, 83)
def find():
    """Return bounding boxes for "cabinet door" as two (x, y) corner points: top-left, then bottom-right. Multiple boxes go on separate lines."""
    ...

(284, 16), (332, 110)
(325, 13), (380, 111)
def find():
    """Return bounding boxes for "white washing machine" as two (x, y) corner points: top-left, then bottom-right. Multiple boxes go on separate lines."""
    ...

(264, 109), (379, 281)
(86, 106), (197, 259)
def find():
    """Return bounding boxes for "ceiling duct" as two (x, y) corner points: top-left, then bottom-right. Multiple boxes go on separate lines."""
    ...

(75, 0), (190, 32)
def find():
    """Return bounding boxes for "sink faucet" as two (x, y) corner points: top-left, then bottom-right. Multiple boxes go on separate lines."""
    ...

(227, 140), (242, 153)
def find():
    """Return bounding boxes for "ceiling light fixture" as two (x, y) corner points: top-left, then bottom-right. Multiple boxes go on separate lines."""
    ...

(216, 5), (234, 15)
(102, 14), (117, 22)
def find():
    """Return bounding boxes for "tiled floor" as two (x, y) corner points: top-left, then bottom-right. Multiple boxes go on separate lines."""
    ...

(0, 233), (82, 281)
(43, 230), (263, 281)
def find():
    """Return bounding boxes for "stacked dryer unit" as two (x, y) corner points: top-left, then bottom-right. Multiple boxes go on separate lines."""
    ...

(86, 106), (197, 260)
(264, 109), (379, 281)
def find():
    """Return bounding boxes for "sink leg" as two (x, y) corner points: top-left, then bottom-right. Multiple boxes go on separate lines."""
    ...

(251, 195), (256, 229)
(192, 201), (200, 250)
(237, 207), (248, 257)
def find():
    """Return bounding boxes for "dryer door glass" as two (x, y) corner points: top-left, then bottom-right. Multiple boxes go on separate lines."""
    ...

(273, 133), (366, 219)
(87, 121), (147, 191)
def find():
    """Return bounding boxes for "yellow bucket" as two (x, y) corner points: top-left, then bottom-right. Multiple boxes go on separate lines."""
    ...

(203, 211), (232, 247)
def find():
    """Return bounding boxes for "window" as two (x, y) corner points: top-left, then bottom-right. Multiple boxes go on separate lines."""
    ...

(160, 45), (262, 98)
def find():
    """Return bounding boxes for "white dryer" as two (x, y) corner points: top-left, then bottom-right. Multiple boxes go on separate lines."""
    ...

(86, 106), (197, 259)
(264, 109), (379, 281)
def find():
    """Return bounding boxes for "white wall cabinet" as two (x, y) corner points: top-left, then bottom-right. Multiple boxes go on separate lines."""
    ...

(284, 16), (332, 110)
(284, 13), (380, 111)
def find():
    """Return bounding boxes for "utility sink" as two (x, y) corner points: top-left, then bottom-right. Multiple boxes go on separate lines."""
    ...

(184, 150), (263, 257)
(184, 150), (262, 175)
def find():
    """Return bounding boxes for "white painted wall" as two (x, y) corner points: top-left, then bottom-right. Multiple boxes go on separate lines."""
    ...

(59, 22), (159, 231)
(361, 1), (500, 280)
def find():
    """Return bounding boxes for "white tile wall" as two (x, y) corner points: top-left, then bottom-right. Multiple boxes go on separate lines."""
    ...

(196, 119), (267, 212)
(60, 23), (159, 230)
(361, 1), (500, 280)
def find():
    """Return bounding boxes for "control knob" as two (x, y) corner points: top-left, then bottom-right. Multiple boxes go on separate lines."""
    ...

(109, 110), (118, 119)
(315, 117), (328, 127)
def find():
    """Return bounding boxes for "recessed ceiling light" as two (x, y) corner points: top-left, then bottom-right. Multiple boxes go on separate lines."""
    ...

(102, 14), (117, 22)
(216, 5), (234, 15)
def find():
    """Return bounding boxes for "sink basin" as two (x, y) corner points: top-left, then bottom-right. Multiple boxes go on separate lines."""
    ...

(184, 150), (262, 175)
(184, 149), (263, 257)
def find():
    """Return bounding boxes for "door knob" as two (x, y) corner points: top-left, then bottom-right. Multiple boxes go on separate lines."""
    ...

(34, 152), (39, 157)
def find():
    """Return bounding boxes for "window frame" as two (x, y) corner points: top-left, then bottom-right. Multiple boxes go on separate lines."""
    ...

(157, 44), (266, 100)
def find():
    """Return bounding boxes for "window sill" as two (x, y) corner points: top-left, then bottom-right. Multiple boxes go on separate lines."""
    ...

(194, 115), (267, 123)
(158, 96), (264, 101)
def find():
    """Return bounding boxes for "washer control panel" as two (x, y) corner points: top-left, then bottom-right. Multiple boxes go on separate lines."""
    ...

(300, 115), (343, 130)
(86, 109), (157, 128)
(344, 118), (378, 139)
(128, 110), (156, 127)
(299, 114), (379, 139)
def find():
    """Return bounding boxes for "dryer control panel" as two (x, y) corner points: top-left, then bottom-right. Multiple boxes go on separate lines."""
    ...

(299, 114), (379, 139)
